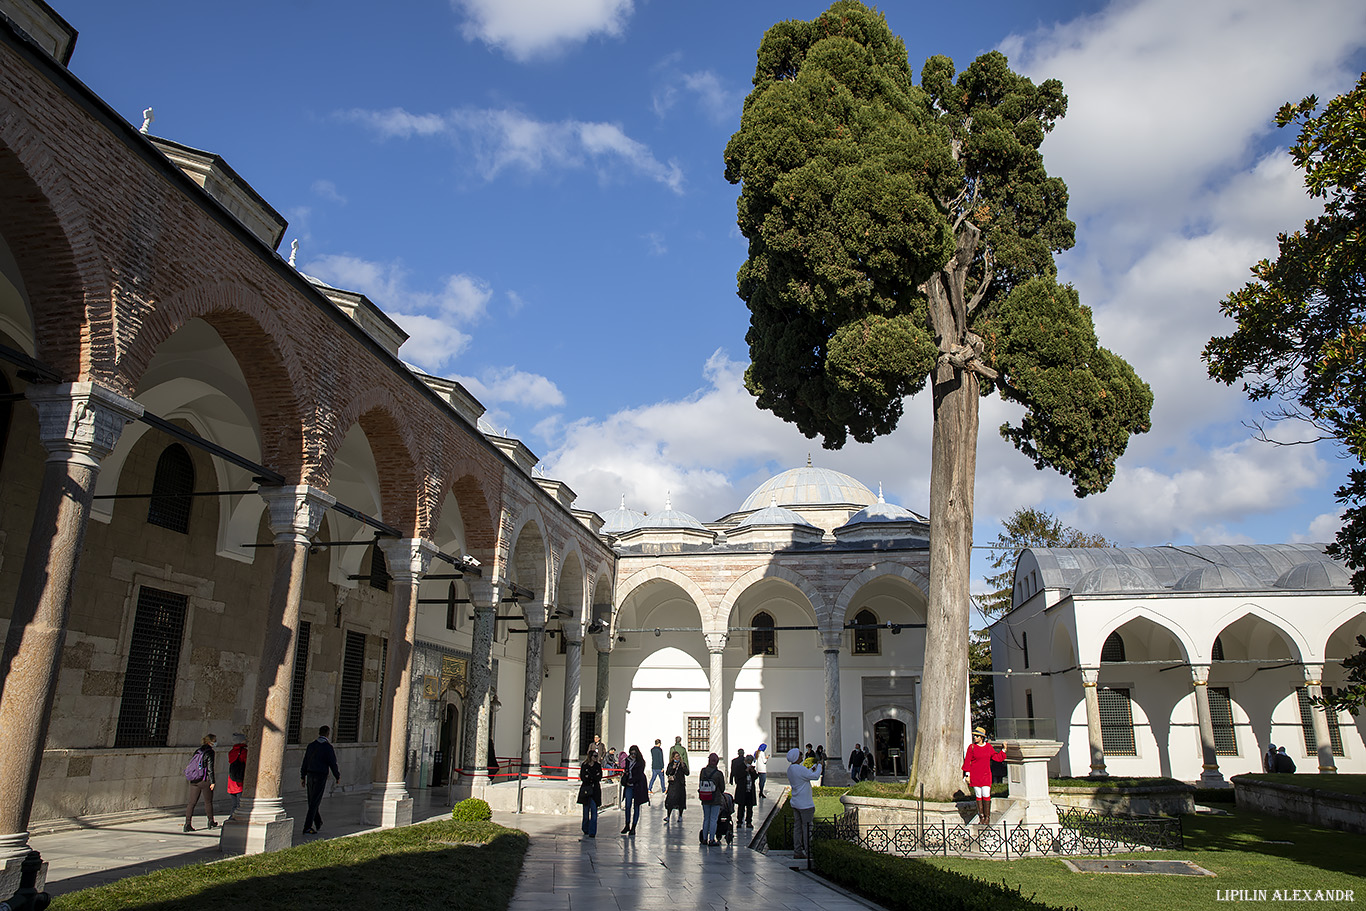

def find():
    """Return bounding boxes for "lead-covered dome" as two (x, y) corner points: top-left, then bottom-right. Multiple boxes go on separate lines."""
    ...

(599, 496), (646, 535)
(1174, 564), (1263, 592)
(740, 464), (878, 511)
(1275, 559), (1352, 591)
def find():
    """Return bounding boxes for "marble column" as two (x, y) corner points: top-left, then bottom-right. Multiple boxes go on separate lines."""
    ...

(1303, 664), (1338, 773)
(561, 634), (583, 776)
(1080, 668), (1108, 779)
(521, 602), (548, 779)
(222, 485), (335, 856)
(0, 383), (141, 866)
(463, 587), (499, 784)
(364, 538), (436, 827)
(821, 632), (849, 783)
(594, 638), (611, 748)
(1189, 665), (1227, 787)
(705, 633), (728, 759)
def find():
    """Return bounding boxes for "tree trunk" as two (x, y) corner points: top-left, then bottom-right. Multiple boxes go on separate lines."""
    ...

(909, 360), (980, 800)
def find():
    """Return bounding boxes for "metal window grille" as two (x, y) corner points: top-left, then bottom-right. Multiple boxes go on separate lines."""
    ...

(1100, 632), (1126, 663)
(853, 609), (879, 655)
(1097, 687), (1137, 756)
(376, 637), (388, 738)
(687, 716), (710, 753)
(775, 715), (800, 755)
(1025, 690), (1035, 720)
(1208, 686), (1237, 755)
(368, 545), (390, 592)
(1296, 686), (1344, 756)
(579, 711), (596, 757)
(446, 583), (458, 630)
(146, 444), (194, 534)
(750, 612), (775, 656)
(114, 587), (188, 748)
(286, 621), (311, 744)
(1211, 636), (1225, 661)
(336, 630), (366, 743)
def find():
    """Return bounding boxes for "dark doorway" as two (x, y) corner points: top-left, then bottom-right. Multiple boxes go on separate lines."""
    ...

(434, 703), (460, 786)
(873, 719), (907, 777)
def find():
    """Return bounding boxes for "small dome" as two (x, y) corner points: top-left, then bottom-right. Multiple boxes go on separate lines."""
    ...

(840, 485), (926, 528)
(1275, 559), (1352, 591)
(1173, 564), (1263, 592)
(599, 496), (646, 535)
(1073, 564), (1162, 594)
(740, 461), (877, 511)
(737, 496), (818, 529)
(637, 494), (707, 531)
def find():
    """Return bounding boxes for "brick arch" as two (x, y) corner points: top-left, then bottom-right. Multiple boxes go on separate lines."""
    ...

(717, 565), (823, 629)
(116, 280), (311, 476)
(0, 100), (110, 379)
(507, 505), (550, 598)
(615, 565), (711, 626)
(832, 562), (929, 629)
(322, 387), (422, 536)
(442, 465), (499, 565)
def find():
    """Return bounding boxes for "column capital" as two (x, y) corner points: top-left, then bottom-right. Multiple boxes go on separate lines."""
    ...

(258, 485), (335, 544)
(522, 601), (548, 629)
(704, 632), (728, 653)
(1080, 667), (1100, 687)
(377, 538), (438, 586)
(820, 629), (843, 651)
(1303, 663), (1324, 686)
(1189, 665), (1210, 685)
(592, 631), (612, 652)
(27, 381), (143, 468)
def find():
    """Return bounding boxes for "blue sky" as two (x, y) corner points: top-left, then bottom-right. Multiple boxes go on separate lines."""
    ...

(52, 0), (1366, 575)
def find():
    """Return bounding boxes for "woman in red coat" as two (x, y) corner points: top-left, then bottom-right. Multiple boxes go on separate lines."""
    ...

(961, 726), (1005, 824)
(227, 731), (248, 818)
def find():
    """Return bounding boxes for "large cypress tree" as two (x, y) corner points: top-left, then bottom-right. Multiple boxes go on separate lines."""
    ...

(724, 1), (1152, 798)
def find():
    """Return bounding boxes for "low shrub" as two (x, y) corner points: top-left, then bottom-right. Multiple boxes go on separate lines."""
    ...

(1048, 777), (1187, 790)
(812, 839), (1078, 911)
(452, 797), (493, 822)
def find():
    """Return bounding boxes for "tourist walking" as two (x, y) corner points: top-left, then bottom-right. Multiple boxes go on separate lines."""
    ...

(816, 745), (827, 784)
(649, 739), (667, 793)
(669, 735), (688, 767)
(664, 752), (688, 824)
(735, 754), (758, 828)
(698, 753), (727, 845)
(755, 742), (768, 798)
(962, 726), (1006, 824)
(621, 745), (649, 835)
(786, 747), (821, 859)
(578, 752), (603, 837)
(226, 731), (248, 817)
(300, 725), (341, 835)
(590, 734), (605, 762)
(183, 733), (217, 832)
(729, 748), (747, 789)
(848, 743), (865, 782)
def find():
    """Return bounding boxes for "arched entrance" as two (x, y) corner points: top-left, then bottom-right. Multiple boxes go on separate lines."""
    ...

(435, 702), (461, 787)
(874, 719), (907, 777)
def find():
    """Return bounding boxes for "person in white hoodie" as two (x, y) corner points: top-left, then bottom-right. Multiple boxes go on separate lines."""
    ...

(785, 747), (821, 859)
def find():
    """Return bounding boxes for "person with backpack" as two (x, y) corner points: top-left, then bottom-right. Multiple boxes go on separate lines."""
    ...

(697, 753), (726, 846)
(226, 731), (248, 817)
(300, 725), (341, 835)
(183, 733), (217, 832)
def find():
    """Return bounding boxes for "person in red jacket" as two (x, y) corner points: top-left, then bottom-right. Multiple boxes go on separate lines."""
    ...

(962, 726), (1006, 824)
(227, 731), (248, 817)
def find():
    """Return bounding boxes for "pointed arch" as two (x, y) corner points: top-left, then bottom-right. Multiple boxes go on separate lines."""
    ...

(832, 562), (929, 629)
(1209, 602), (1313, 662)
(718, 564), (823, 628)
(1090, 606), (1199, 666)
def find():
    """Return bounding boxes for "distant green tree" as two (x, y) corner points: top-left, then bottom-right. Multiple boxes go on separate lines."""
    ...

(1313, 634), (1366, 717)
(975, 507), (1115, 618)
(1205, 73), (1366, 595)
(968, 629), (995, 731)
(724, 1), (1151, 798)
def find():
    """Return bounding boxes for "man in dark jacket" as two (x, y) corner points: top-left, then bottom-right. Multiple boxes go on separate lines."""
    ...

(729, 748), (748, 788)
(300, 725), (341, 834)
(848, 744), (865, 782)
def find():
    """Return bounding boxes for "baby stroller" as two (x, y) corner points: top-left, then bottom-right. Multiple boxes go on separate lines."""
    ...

(715, 792), (735, 845)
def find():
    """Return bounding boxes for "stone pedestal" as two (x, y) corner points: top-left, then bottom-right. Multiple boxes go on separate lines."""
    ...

(363, 782), (414, 828)
(219, 798), (294, 856)
(1003, 740), (1063, 825)
(0, 844), (47, 899)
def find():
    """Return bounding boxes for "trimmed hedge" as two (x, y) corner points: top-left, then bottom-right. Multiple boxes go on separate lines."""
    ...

(812, 839), (1078, 911)
(452, 797), (493, 821)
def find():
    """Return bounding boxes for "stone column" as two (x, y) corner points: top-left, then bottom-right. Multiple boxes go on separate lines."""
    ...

(1080, 668), (1108, 779)
(222, 485), (334, 857)
(1303, 664), (1338, 773)
(1189, 665), (1226, 787)
(561, 633), (583, 776)
(594, 638), (611, 748)
(364, 538), (436, 827)
(521, 602), (548, 779)
(463, 586), (499, 785)
(705, 632), (728, 759)
(0, 383), (141, 868)
(821, 631), (849, 784)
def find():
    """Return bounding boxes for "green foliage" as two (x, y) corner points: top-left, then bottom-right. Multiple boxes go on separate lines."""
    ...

(976, 506), (1115, 618)
(1313, 634), (1366, 716)
(1205, 72), (1366, 594)
(968, 629), (995, 727)
(451, 797), (492, 822)
(812, 839), (1079, 911)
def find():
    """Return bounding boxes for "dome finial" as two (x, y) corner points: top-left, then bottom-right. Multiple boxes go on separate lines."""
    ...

(878, 482), (885, 504)
(769, 494), (778, 508)
(620, 493), (626, 509)
(806, 452), (812, 468)
(665, 491), (672, 511)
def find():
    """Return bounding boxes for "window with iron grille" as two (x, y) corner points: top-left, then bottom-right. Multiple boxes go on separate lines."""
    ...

(1022, 630), (1030, 668)
(446, 583), (459, 630)
(286, 621), (311, 744)
(1025, 690), (1034, 719)
(774, 715), (800, 755)
(1097, 686), (1137, 756)
(1211, 636), (1225, 661)
(114, 587), (188, 747)
(687, 716), (710, 753)
(147, 444), (194, 534)
(336, 630), (366, 743)
(852, 609), (879, 655)
(1209, 686), (1238, 755)
(1296, 686), (1345, 756)
(1100, 632), (1126, 663)
(750, 611), (775, 656)
(376, 637), (388, 737)
(579, 711), (596, 757)
(368, 545), (390, 592)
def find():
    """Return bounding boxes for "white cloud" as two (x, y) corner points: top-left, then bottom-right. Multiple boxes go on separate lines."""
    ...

(652, 60), (741, 125)
(311, 180), (346, 204)
(341, 106), (684, 194)
(1290, 510), (1345, 545)
(453, 0), (634, 62)
(388, 312), (473, 368)
(456, 367), (565, 409)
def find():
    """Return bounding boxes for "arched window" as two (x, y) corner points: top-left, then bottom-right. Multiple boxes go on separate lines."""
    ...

(1100, 631), (1126, 663)
(147, 444), (194, 533)
(1211, 636), (1225, 661)
(750, 611), (775, 656)
(853, 608), (879, 655)
(368, 543), (390, 592)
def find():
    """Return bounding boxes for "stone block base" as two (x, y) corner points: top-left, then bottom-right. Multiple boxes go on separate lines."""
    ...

(0, 851), (47, 901)
(218, 815), (294, 856)
(363, 796), (413, 828)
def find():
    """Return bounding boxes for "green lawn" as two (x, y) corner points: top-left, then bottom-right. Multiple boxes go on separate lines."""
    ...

(50, 818), (528, 911)
(1048, 777), (1188, 789)
(1239, 773), (1366, 797)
